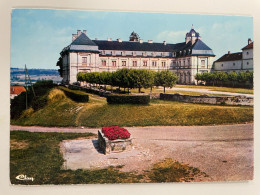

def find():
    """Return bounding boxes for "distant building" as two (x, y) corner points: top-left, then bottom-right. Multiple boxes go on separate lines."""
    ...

(10, 86), (26, 99)
(214, 39), (253, 73)
(57, 26), (215, 84)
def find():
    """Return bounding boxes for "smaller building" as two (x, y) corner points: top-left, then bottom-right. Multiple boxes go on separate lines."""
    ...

(10, 86), (26, 99)
(214, 39), (253, 73)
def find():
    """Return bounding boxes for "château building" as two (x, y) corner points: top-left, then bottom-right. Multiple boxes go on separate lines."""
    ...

(214, 39), (253, 73)
(57, 26), (215, 84)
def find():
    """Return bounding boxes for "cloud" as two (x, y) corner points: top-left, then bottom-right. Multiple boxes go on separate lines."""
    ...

(156, 30), (187, 43)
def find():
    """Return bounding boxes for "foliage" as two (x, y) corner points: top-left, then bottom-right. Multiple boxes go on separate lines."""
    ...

(195, 72), (253, 88)
(155, 70), (178, 93)
(106, 95), (150, 105)
(58, 86), (89, 102)
(77, 69), (177, 93)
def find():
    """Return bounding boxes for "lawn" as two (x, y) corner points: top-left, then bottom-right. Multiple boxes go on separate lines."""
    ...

(11, 88), (253, 127)
(10, 131), (207, 184)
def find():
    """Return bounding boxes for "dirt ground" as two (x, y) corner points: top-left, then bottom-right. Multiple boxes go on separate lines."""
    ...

(11, 123), (254, 182)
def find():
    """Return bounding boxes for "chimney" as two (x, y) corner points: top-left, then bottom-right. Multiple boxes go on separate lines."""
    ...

(77, 30), (81, 36)
(117, 38), (122, 42)
(72, 34), (77, 41)
(148, 40), (153, 43)
(139, 39), (143, 43)
(163, 41), (166, 45)
(83, 30), (87, 35)
(248, 38), (252, 45)
(107, 38), (112, 41)
(228, 51), (230, 54)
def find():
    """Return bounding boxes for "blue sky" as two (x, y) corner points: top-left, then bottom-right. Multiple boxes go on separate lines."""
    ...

(11, 9), (253, 69)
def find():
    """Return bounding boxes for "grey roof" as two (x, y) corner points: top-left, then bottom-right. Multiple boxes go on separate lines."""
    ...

(61, 32), (214, 57)
(186, 28), (200, 37)
(71, 33), (97, 46)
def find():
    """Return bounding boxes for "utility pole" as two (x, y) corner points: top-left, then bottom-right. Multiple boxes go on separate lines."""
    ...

(24, 64), (36, 109)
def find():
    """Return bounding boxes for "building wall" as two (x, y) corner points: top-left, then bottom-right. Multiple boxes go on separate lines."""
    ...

(242, 48), (253, 71)
(63, 51), (214, 84)
(214, 60), (242, 73)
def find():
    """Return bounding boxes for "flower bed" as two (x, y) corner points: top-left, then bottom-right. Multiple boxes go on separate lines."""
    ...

(98, 126), (132, 154)
(101, 126), (131, 140)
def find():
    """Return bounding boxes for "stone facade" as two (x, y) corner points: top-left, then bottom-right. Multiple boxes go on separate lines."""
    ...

(160, 93), (253, 106)
(58, 27), (215, 85)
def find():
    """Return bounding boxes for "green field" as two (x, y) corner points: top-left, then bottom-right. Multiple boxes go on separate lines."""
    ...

(10, 131), (207, 184)
(11, 88), (253, 127)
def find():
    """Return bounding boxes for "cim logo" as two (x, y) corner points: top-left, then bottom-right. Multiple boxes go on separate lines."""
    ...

(16, 174), (34, 181)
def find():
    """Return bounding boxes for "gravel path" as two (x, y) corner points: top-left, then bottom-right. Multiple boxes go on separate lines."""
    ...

(167, 87), (253, 97)
(10, 123), (254, 182)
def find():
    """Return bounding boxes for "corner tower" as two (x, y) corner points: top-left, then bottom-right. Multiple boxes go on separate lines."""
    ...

(185, 25), (201, 45)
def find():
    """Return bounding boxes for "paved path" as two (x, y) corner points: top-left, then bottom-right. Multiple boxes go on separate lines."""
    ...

(10, 124), (254, 182)
(167, 87), (253, 98)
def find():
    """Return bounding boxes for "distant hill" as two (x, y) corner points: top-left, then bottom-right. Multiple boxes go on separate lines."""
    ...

(10, 68), (62, 85)
(11, 68), (60, 76)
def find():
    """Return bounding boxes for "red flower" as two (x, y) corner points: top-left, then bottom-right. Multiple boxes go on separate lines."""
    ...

(101, 126), (131, 140)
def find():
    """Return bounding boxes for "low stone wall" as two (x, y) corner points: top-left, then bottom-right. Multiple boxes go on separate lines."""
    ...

(160, 93), (253, 106)
(98, 130), (132, 154)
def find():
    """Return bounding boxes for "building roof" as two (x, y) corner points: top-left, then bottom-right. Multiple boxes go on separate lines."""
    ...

(215, 52), (242, 62)
(242, 42), (253, 50)
(10, 86), (26, 95)
(62, 30), (215, 57)
(71, 33), (97, 46)
(186, 28), (200, 37)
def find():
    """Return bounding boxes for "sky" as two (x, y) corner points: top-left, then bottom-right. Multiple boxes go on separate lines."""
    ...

(11, 9), (253, 69)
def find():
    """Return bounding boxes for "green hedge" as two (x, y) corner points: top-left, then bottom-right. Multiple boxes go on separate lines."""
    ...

(59, 86), (89, 102)
(106, 95), (150, 105)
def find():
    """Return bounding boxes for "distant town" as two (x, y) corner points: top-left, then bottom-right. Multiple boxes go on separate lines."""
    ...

(10, 67), (62, 86)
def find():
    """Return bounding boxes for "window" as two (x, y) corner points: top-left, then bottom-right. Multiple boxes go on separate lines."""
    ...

(161, 61), (166, 67)
(82, 57), (87, 63)
(201, 60), (205, 66)
(183, 60), (185, 66)
(152, 61), (157, 67)
(143, 61), (148, 66)
(133, 61), (137, 67)
(112, 61), (117, 66)
(187, 59), (190, 65)
(102, 51), (105, 55)
(179, 61), (181, 66)
(247, 62), (249, 65)
(102, 60), (106, 66)
(221, 64), (224, 67)
(233, 63), (235, 66)
(247, 52), (249, 55)
(122, 61), (126, 66)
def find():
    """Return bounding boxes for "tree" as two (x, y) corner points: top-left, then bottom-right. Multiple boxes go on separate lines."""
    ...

(228, 72), (238, 87)
(155, 70), (178, 93)
(129, 69), (154, 93)
(215, 72), (228, 86)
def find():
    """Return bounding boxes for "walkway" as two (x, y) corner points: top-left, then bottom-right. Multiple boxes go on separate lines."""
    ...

(10, 123), (254, 182)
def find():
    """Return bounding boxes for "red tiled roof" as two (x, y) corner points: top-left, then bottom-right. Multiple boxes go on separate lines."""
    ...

(215, 52), (242, 62)
(242, 42), (253, 50)
(10, 86), (26, 95)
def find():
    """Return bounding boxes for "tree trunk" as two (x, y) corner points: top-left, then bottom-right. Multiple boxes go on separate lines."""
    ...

(164, 86), (166, 93)
(150, 86), (152, 93)
(139, 87), (141, 93)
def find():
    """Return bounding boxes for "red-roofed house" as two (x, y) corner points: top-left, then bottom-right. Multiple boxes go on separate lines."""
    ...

(10, 86), (26, 99)
(214, 39), (253, 73)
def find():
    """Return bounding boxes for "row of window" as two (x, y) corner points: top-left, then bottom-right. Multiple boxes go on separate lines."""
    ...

(221, 62), (250, 67)
(101, 60), (167, 67)
(102, 50), (169, 57)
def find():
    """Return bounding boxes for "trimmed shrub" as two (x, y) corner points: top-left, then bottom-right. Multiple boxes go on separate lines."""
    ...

(59, 86), (89, 102)
(106, 95), (150, 105)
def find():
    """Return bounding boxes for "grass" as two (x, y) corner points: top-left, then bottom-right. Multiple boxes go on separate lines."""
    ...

(10, 131), (207, 184)
(105, 85), (253, 95)
(11, 88), (253, 127)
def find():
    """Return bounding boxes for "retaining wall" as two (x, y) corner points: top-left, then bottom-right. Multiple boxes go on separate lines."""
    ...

(160, 93), (253, 106)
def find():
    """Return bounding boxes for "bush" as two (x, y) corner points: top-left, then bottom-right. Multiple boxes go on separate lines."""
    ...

(59, 86), (89, 102)
(31, 95), (48, 111)
(106, 95), (150, 105)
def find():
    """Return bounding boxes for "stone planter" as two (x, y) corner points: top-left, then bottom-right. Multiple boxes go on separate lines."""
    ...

(98, 130), (132, 154)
